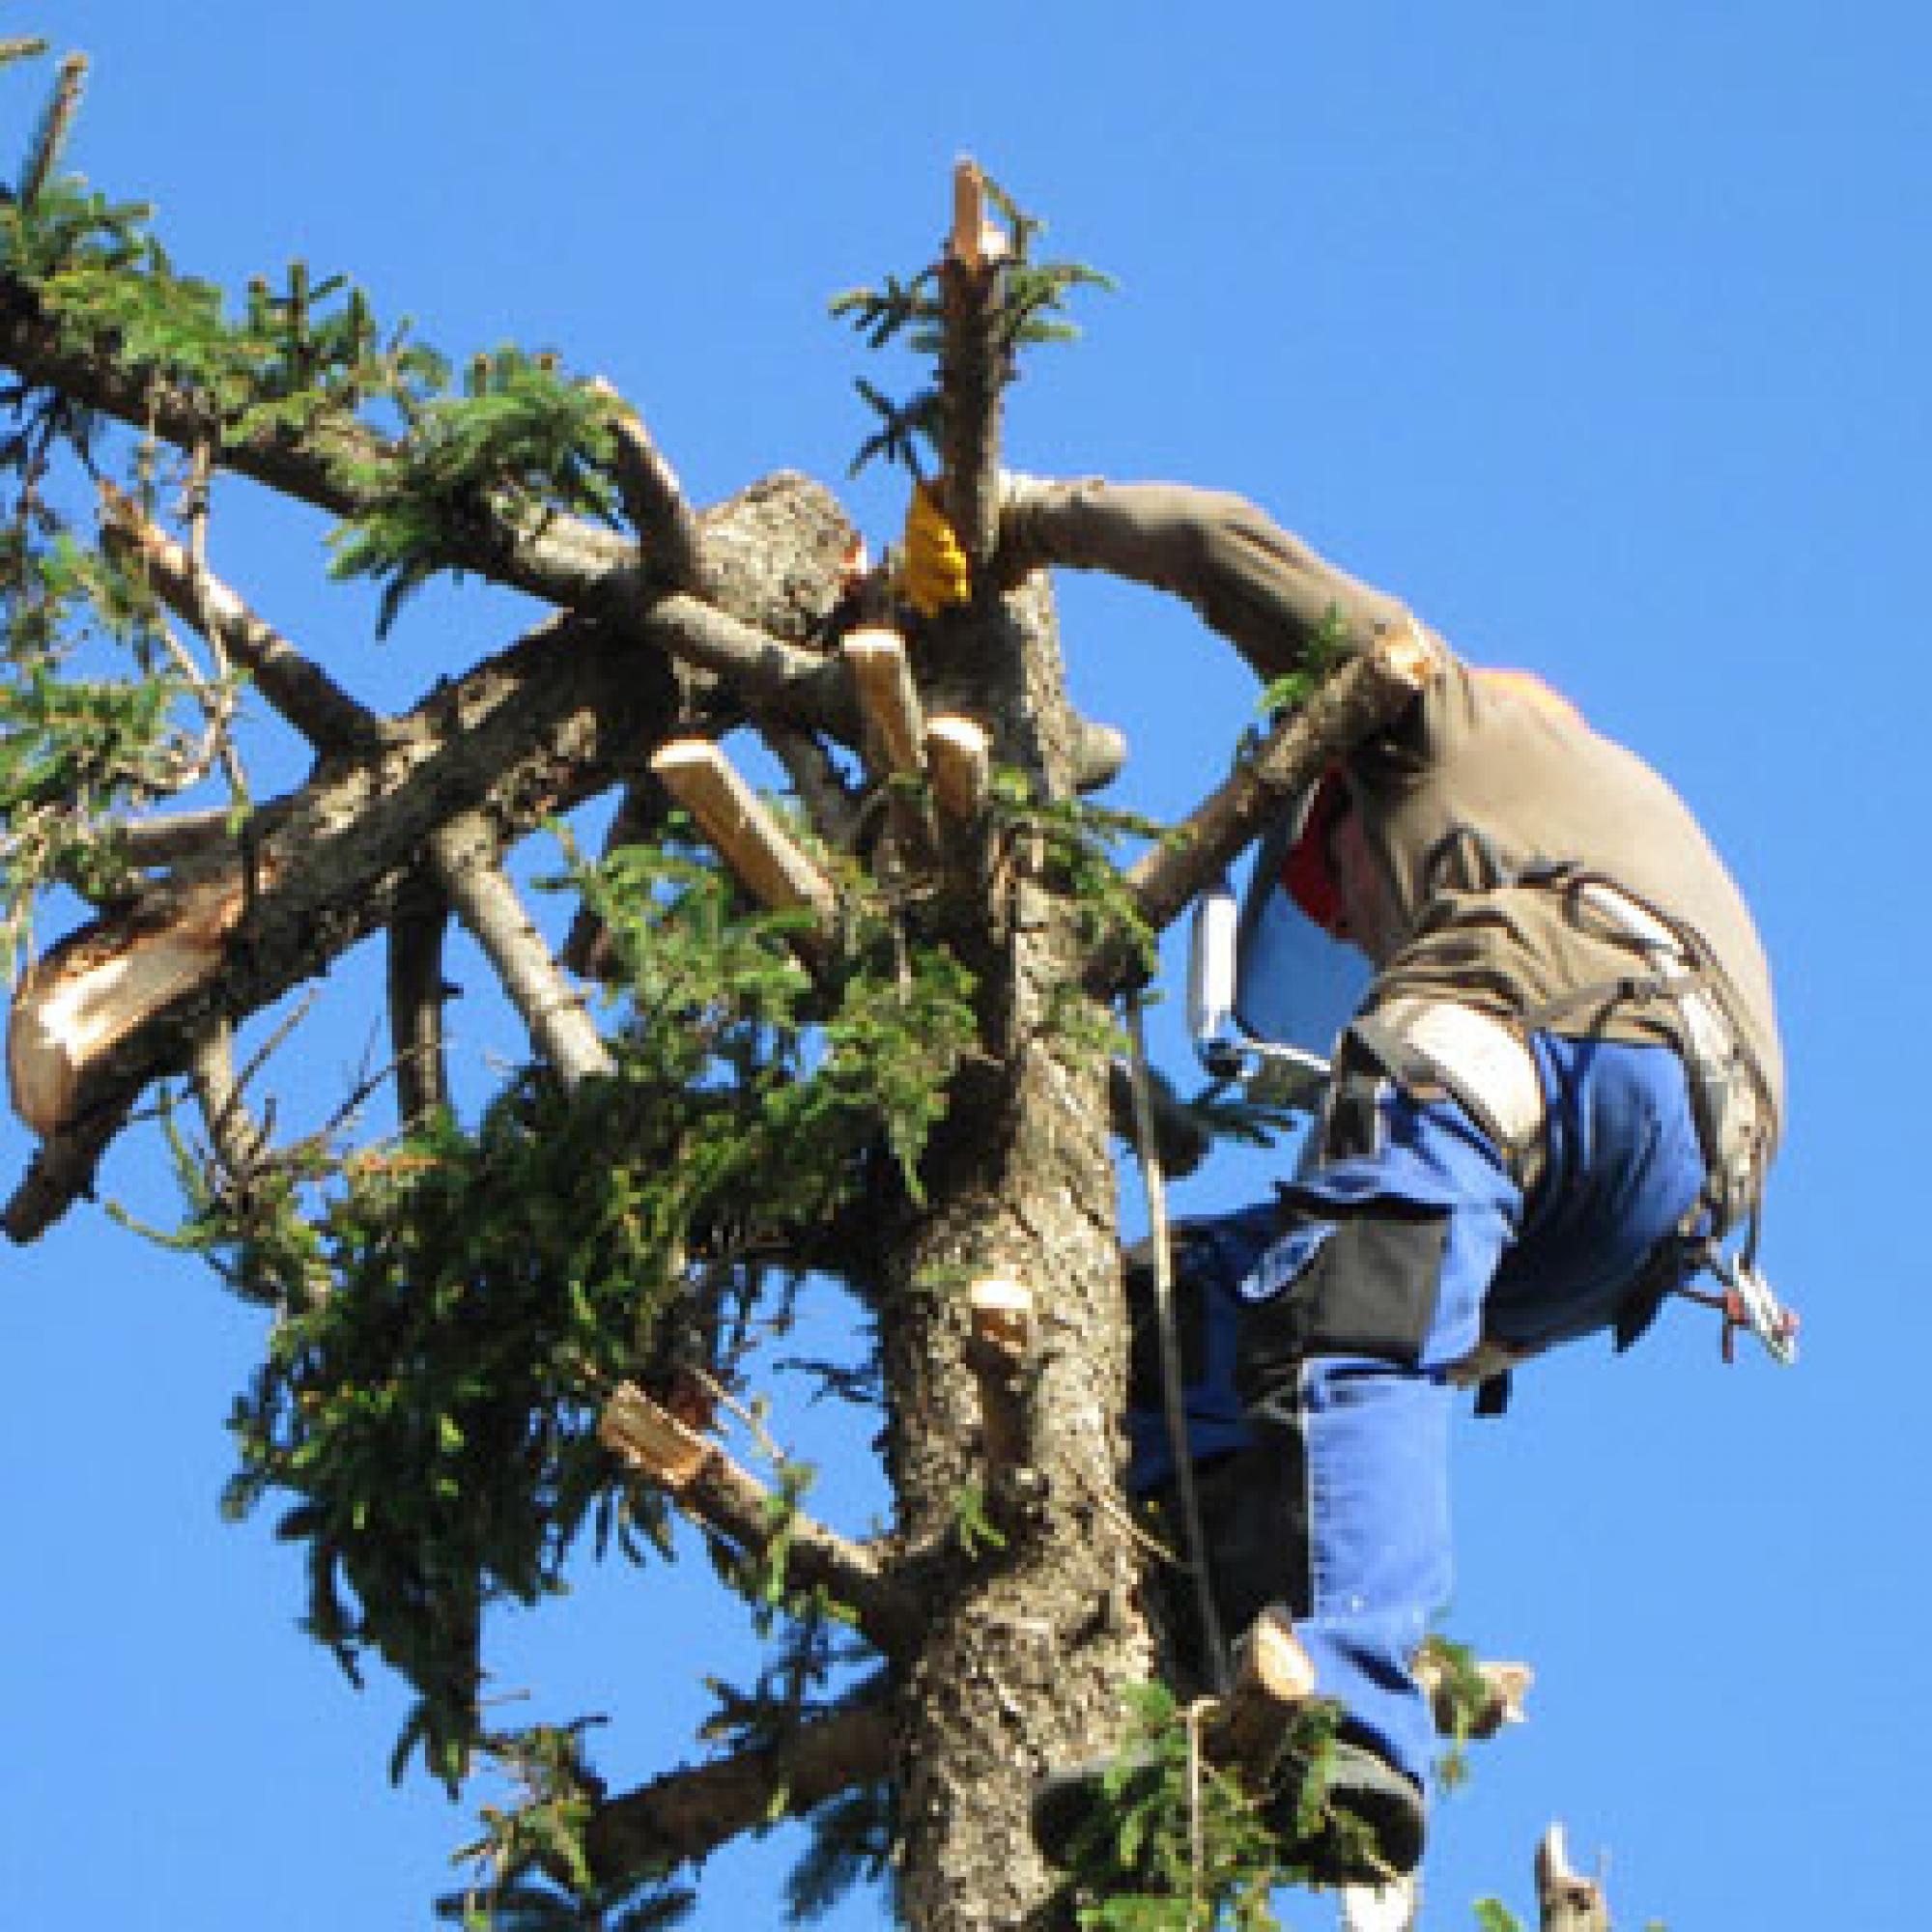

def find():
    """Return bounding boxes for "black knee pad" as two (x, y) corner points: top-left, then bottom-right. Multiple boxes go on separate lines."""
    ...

(1236, 1203), (1449, 1406)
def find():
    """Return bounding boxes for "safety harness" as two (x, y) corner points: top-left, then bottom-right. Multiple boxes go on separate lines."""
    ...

(1349, 861), (1797, 1406)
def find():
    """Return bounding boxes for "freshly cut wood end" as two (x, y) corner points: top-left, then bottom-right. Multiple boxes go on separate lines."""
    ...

(1535, 1820), (1607, 1923)
(949, 158), (1006, 269)
(841, 626), (907, 666)
(968, 1276), (1035, 1362)
(600, 1380), (712, 1492)
(842, 628), (925, 778)
(7, 881), (247, 1138)
(924, 715), (991, 826)
(1233, 1605), (1319, 1705)
(650, 738), (838, 927)
(1207, 1605), (1318, 1782)
(650, 738), (723, 782)
(1379, 613), (1446, 689)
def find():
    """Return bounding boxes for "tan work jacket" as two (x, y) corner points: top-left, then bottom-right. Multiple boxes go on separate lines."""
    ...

(1004, 478), (1784, 1147)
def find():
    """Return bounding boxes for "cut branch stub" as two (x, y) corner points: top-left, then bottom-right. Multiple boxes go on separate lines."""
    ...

(966, 1276), (1036, 1477)
(842, 627), (926, 781)
(1535, 1824), (1610, 1932)
(590, 378), (714, 598)
(599, 1378), (918, 1655)
(600, 1380), (713, 1492)
(923, 716), (991, 829)
(948, 156), (1008, 273)
(650, 739), (838, 943)
(1415, 1652), (1533, 1741)
(1202, 1604), (1320, 1786)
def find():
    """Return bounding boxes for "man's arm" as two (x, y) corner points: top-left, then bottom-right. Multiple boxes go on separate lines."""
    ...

(999, 478), (1414, 683)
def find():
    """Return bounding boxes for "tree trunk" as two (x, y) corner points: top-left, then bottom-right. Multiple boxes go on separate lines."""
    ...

(880, 578), (1153, 1931)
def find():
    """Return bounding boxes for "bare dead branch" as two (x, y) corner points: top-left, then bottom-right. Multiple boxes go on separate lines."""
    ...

(1123, 628), (1440, 941)
(584, 1695), (891, 1890)
(599, 1381), (915, 1654)
(188, 1016), (268, 1181)
(387, 877), (450, 1126)
(428, 813), (613, 1087)
(589, 380), (714, 597)
(100, 484), (379, 753)
(4, 610), (682, 1233)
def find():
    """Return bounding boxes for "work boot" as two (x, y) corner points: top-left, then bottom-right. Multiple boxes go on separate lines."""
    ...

(1031, 1731), (1424, 1889)
(1261, 1733), (1426, 1886)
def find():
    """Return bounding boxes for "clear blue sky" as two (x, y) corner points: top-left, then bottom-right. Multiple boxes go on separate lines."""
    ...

(4, 4), (1925, 1927)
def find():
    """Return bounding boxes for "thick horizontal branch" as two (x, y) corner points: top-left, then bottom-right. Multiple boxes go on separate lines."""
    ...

(599, 1382), (918, 1653)
(3, 472), (860, 1236)
(0, 284), (864, 666)
(4, 609), (677, 1235)
(0, 278), (630, 607)
(637, 590), (854, 735)
(584, 1695), (890, 1890)
(1123, 628), (1440, 941)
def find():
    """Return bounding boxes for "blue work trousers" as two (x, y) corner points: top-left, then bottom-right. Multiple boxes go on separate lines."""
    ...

(1131, 1034), (1707, 1791)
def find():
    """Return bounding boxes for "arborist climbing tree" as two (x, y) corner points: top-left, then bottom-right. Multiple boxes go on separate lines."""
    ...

(906, 468), (1793, 1893)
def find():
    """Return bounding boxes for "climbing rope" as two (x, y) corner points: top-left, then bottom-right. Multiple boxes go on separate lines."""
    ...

(1123, 994), (1231, 1697)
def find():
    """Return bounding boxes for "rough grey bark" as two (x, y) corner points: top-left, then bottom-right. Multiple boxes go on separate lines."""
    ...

(5, 472), (857, 1236)
(877, 577), (1152, 1932)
